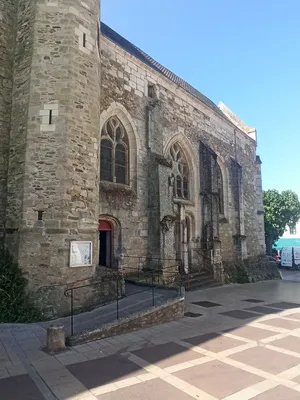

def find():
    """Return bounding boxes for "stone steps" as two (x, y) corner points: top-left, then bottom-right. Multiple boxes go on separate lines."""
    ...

(184, 270), (221, 291)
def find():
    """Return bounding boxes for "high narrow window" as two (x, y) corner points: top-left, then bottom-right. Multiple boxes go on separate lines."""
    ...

(49, 110), (52, 125)
(169, 143), (189, 200)
(83, 33), (86, 48)
(100, 116), (129, 185)
(148, 83), (156, 98)
(217, 164), (224, 214)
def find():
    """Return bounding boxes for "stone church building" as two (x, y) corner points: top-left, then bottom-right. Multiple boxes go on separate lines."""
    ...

(0, 0), (265, 315)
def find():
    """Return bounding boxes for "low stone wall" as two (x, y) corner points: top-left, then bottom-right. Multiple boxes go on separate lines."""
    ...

(66, 296), (185, 346)
(223, 256), (281, 284)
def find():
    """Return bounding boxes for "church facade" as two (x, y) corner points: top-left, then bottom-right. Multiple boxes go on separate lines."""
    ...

(0, 0), (265, 315)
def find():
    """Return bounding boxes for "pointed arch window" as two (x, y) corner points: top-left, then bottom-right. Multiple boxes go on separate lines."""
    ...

(217, 164), (224, 214)
(169, 143), (189, 200)
(100, 116), (129, 185)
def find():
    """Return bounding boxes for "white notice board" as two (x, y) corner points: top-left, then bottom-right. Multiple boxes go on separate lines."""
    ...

(69, 241), (93, 267)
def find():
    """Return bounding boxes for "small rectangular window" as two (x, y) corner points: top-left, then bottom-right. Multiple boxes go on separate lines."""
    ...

(49, 110), (52, 125)
(38, 211), (44, 221)
(148, 84), (155, 98)
(83, 33), (86, 48)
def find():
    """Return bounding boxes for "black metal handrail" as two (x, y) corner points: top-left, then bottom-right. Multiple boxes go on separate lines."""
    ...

(64, 266), (183, 336)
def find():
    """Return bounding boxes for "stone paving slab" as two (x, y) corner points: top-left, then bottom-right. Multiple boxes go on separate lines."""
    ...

(96, 378), (195, 400)
(0, 374), (45, 400)
(253, 385), (300, 399)
(246, 306), (281, 315)
(220, 309), (260, 320)
(174, 360), (264, 399)
(229, 346), (300, 374)
(183, 332), (246, 353)
(132, 342), (203, 369)
(242, 299), (265, 303)
(222, 325), (277, 341)
(67, 354), (146, 389)
(4, 280), (300, 399)
(267, 302), (300, 310)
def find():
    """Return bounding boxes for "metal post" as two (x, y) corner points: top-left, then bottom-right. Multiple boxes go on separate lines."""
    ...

(116, 275), (119, 320)
(152, 271), (155, 307)
(70, 288), (74, 336)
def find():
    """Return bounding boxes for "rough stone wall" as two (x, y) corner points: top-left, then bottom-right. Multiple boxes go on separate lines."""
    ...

(5, 0), (36, 252)
(5, 0), (102, 315)
(100, 48), (150, 268)
(67, 296), (185, 345)
(100, 35), (264, 267)
(255, 156), (266, 253)
(0, 0), (17, 242)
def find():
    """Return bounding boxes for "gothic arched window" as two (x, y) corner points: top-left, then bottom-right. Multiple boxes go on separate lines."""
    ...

(100, 117), (129, 185)
(169, 143), (189, 200)
(217, 164), (224, 214)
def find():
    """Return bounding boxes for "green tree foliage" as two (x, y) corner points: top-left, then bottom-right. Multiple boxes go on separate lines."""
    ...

(0, 246), (42, 323)
(263, 189), (300, 254)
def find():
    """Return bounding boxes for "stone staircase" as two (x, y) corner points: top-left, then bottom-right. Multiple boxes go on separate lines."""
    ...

(184, 269), (221, 291)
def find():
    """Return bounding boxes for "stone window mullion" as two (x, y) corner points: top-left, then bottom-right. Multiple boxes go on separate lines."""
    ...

(100, 116), (129, 185)
(112, 142), (116, 183)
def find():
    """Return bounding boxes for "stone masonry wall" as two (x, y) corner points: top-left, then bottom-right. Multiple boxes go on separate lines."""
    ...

(100, 34), (264, 266)
(5, 0), (103, 316)
(0, 0), (17, 242)
(5, 0), (36, 253)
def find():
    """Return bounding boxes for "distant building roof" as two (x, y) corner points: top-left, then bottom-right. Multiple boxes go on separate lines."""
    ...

(101, 23), (226, 119)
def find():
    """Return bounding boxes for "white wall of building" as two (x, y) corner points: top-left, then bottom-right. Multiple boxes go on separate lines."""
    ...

(281, 221), (300, 239)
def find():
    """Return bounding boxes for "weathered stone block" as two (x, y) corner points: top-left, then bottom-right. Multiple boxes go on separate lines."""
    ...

(46, 325), (66, 354)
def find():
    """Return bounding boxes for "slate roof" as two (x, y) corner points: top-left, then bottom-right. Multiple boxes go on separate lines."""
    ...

(101, 23), (226, 119)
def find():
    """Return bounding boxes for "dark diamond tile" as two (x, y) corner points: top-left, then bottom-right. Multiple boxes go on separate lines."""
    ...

(242, 299), (264, 303)
(220, 310), (259, 320)
(67, 354), (145, 389)
(192, 301), (221, 308)
(0, 374), (44, 400)
(246, 306), (280, 315)
(183, 332), (219, 346)
(184, 312), (203, 318)
(132, 342), (202, 368)
(266, 302), (300, 310)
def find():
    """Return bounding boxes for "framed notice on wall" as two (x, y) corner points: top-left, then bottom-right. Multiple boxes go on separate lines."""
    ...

(69, 241), (93, 268)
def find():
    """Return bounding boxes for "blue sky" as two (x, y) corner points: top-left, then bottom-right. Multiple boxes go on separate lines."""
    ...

(102, 0), (300, 195)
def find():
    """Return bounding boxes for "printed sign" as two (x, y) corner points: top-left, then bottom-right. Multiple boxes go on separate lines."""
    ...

(69, 241), (93, 267)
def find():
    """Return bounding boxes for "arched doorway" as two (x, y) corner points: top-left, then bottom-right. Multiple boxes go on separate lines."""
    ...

(98, 220), (113, 267)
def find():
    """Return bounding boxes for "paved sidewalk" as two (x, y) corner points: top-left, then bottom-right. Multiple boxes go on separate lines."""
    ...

(3, 280), (300, 399)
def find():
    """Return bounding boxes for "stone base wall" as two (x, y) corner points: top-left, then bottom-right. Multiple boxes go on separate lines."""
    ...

(34, 267), (124, 319)
(66, 296), (185, 346)
(223, 256), (281, 284)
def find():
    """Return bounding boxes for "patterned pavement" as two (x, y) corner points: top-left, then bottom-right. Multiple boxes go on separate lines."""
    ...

(3, 278), (300, 399)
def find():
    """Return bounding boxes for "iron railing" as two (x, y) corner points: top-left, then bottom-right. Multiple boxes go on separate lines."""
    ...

(64, 264), (184, 336)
